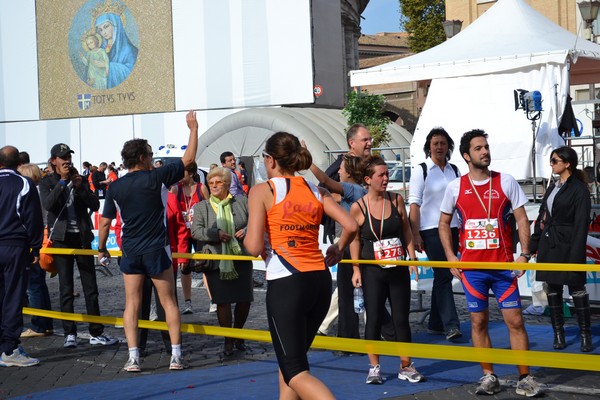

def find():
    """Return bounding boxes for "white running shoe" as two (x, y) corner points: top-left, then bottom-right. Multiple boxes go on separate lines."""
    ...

(366, 364), (383, 384)
(0, 347), (40, 367)
(123, 357), (141, 372)
(169, 355), (188, 370)
(89, 335), (118, 346)
(516, 375), (544, 397)
(64, 334), (77, 348)
(476, 373), (501, 395)
(398, 362), (425, 383)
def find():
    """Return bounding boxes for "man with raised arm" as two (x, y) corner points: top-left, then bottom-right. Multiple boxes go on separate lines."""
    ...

(98, 111), (199, 373)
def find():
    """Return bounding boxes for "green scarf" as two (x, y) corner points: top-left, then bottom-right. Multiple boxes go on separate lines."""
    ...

(210, 194), (241, 280)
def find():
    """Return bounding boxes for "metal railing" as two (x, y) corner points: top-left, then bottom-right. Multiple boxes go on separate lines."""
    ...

(323, 145), (412, 199)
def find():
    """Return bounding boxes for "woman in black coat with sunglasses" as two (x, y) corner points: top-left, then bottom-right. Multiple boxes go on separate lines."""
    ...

(531, 146), (592, 352)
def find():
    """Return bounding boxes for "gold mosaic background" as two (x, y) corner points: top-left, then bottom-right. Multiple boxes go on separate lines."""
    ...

(37, 0), (175, 120)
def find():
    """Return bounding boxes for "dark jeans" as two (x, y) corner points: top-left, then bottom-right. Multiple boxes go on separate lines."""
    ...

(53, 232), (103, 337)
(26, 262), (53, 333)
(421, 228), (460, 333)
(0, 245), (29, 354)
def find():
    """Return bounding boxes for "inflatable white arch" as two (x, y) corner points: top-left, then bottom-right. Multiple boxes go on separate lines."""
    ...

(196, 107), (413, 184)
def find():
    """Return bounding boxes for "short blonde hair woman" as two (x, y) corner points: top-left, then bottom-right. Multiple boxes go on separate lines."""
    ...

(17, 163), (42, 184)
(191, 166), (252, 356)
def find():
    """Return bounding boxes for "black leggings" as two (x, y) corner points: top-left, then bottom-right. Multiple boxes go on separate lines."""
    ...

(336, 247), (360, 339)
(266, 270), (332, 384)
(361, 265), (411, 343)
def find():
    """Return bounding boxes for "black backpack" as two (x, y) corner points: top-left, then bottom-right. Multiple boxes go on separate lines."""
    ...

(420, 162), (460, 180)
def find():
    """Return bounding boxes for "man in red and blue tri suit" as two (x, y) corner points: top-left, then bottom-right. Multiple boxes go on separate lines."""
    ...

(439, 129), (542, 398)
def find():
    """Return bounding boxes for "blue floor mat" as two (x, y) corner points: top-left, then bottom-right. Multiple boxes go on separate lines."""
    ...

(15, 322), (599, 400)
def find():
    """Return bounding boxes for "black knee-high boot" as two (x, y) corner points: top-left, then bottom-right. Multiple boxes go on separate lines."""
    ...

(573, 294), (593, 352)
(547, 293), (566, 349)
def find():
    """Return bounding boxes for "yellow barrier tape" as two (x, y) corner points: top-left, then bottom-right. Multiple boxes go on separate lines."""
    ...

(23, 307), (599, 372)
(39, 247), (600, 272)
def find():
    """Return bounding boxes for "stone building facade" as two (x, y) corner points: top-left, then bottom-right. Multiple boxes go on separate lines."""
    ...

(445, 0), (579, 33)
(341, 1), (369, 88)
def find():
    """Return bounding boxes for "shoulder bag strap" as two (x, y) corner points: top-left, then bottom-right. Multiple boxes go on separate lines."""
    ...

(48, 186), (72, 240)
(420, 162), (427, 181)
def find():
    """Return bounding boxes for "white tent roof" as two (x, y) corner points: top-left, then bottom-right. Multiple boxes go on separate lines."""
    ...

(350, 0), (600, 86)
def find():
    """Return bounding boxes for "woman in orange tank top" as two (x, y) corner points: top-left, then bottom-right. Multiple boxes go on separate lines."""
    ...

(244, 132), (357, 400)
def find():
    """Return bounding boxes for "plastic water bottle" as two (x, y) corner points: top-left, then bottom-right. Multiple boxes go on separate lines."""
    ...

(353, 287), (364, 314)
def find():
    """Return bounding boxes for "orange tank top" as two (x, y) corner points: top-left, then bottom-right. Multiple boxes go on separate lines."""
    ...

(264, 176), (325, 280)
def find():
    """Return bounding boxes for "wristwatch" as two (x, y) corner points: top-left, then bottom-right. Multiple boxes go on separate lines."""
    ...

(519, 253), (531, 261)
(98, 248), (107, 252)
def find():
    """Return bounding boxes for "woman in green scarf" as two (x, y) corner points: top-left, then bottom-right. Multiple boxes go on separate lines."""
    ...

(191, 167), (253, 356)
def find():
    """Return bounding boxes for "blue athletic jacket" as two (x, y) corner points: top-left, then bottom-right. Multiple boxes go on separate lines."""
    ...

(0, 168), (44, 254)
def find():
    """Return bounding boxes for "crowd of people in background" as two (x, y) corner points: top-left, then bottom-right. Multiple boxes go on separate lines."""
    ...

(2, 119), (597, 398)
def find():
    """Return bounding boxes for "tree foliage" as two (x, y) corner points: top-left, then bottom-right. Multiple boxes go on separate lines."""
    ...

(400, 0), (446, 53)
(342, 90), (391, 148)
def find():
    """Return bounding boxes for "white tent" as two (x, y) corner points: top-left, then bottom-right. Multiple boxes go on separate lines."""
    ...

(350, 0), (600, 181)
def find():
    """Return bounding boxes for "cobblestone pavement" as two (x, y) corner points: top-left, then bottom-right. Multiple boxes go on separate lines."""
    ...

(1, 261), (599, 399)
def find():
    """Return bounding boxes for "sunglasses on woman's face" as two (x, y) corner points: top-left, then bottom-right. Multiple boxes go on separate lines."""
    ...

(550, 158), (563, 165)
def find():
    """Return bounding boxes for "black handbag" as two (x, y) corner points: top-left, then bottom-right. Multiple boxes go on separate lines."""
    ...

(190, 246), (218, 273)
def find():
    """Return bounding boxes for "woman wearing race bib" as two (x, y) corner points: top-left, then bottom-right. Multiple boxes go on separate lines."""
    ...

(349, 155), (424, 385)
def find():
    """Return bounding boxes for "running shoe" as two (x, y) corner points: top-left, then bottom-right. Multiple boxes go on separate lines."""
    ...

(475, 373), (501, 395)
(169, 355), (188, 370)
(123, 357), (141, 372)
(446, 328), (463, 341)
(398, 362), (425, 383)
(516, 375), (544, 397)
(90, 334), (118, 346)
(366, 364), (382, 384)
(0, 347), (40, 367)
(182, 300), (193, 315)
(64, 334), (77, 348)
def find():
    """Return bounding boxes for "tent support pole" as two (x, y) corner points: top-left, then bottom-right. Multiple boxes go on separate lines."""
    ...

(531, 119), (538, 202)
